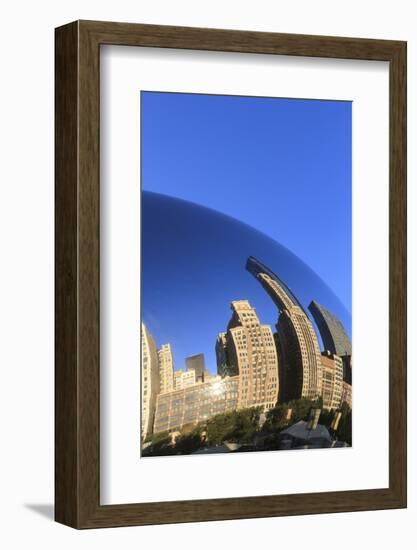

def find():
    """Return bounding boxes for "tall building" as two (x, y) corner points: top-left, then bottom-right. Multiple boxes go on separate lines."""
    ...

(321, 351), (343, 410)
(174, 368), (196, 390)
(308, 300), (352, 356)
(308, 300), (352, 385)
(158, 343), (174, 394)
(341, 381), (352, 409)
(215, 333), (233, 378)
(216, 300), (279, 411)
(185, 353), (205, 383)
(141, 323), (160, 441)
(153, 376), (239, 433)
(342, 355), (352, 385)
(202, 369), (213, 383)
(246, 256), (323, 403)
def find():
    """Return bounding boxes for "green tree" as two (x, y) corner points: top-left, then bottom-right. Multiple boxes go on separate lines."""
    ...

(142, 430), (174, 457)
(206, 407), (262, 445)
(175, 426), (205, 454)
(263, 404), (290, 432)
(263, 397), (326, 435)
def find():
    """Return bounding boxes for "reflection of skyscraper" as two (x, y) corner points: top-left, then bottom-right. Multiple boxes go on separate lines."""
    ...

(185, 353), (205, 383)
(216, 300), (279, 410)
(321, 351), (343, 410)
(216, 333), (233, 378)
(246, 257), (323, 403)
(158, 344), (174, 394)
(141, 323), (160, 441)
(154, 375), (239, 434)
(341, 355), (352, 385)
(308, 300), (351, 355)
(341, 381), (352, 408)
(174, 369), (196, 390)
(308, 300), (352, 384)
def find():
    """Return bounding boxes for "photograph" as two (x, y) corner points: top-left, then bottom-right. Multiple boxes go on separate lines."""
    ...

(140, 91), (352, 457)
(0, 0), (409, 540)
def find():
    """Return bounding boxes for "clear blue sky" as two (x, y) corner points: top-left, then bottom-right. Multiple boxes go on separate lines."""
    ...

(141, 91), (352, 311)
(141, 92), (352, 373)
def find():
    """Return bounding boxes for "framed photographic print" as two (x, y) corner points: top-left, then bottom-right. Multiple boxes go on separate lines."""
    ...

(55, 20), (407, 528)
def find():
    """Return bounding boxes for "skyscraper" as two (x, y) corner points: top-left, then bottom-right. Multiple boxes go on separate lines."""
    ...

(217, 300), (279, 410)
(246, 256), (323, 403)
(141, 323), (160, 441)
(153, 375), (239, 434)
(174, 368), (196, 390)
(215, 332), (235, 378)
(308, 300), (352, 384)
(158, 343), (174, 394)
(321, 351), (343, 410)
(341, 381), (352, 408)
(308, 300), (352, 356)
(185, 353), (205, 383)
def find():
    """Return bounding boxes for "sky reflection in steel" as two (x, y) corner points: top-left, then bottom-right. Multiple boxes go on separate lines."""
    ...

(142, 191), (351, 375)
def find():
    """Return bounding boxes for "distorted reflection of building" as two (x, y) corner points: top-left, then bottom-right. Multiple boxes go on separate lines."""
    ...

(341, 380), (352, 408)
(320, 351), (344, 410)
(308, 299), (352, 384)
(141, 323), (160, 441)
(158, 343), (174, 394)
(143, 257), (352, 439)
(215, 333), (229, 378)
(246, 257), (323, 403)
(308, 299), (352, 406)
(341, 354), (352, 385)
(308, 300), (352, 356)
(174, 368), (196, 390)
(202, 370), (214, 383)
(216, 300), (279, 410)
(185, 353), (205, 383)
(153, 376), (239, 433)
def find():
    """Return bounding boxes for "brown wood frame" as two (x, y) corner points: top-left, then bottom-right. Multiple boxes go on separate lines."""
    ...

(55, 20), (407, 529)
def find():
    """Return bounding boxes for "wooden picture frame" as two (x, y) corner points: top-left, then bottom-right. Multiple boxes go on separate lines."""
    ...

(55, 20), (407, 529)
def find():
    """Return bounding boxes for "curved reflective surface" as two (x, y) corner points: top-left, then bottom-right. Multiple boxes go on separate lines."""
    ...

(142, 191), (351, 373)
